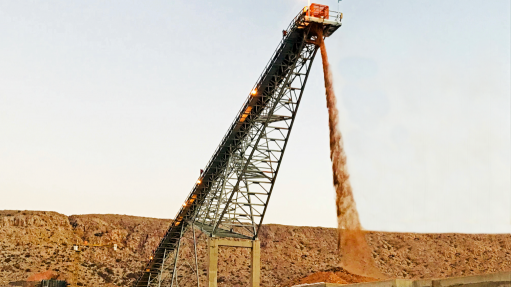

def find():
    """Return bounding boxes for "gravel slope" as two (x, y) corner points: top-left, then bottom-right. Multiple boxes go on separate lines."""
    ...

(1, 211), (510, 286)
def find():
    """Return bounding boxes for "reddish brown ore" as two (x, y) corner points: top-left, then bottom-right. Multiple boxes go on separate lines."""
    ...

(316, 26), (384, 279)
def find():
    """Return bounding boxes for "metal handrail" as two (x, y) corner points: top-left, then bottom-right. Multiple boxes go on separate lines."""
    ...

(180, 8), (306, 203)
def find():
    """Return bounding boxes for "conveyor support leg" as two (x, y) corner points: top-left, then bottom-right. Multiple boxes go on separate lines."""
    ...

(207, 238), (260, 287)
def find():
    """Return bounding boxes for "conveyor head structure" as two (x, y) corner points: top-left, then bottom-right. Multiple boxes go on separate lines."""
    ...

(304, 3), (343, 37)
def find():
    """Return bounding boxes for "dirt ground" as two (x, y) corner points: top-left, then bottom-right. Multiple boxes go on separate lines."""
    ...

(1, 211), (510, 286)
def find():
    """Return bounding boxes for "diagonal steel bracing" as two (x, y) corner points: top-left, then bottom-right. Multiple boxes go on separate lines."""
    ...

(134, 7), (343, 287)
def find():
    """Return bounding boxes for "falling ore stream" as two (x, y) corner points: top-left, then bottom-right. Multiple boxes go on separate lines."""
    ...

(316, 26), (384, 279)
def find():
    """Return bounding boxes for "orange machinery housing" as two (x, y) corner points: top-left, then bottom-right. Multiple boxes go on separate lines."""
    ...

(308, 3), (329, 19)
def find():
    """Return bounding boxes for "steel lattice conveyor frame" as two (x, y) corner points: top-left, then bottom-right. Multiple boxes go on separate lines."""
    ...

(134, 7), (342, 287)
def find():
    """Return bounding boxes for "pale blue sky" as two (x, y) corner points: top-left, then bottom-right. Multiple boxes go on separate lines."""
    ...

(0, 0), (509, 233)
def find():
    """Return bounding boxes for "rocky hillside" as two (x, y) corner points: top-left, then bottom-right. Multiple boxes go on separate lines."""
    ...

(1, 211), (510, 286)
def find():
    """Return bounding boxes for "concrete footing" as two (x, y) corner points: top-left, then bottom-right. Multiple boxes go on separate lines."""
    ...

(293, 271), (511, 287)
(207, 237), (260, 287)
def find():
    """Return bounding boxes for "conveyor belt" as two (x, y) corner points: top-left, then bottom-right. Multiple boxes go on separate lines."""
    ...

(134, 7), (342, 287)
